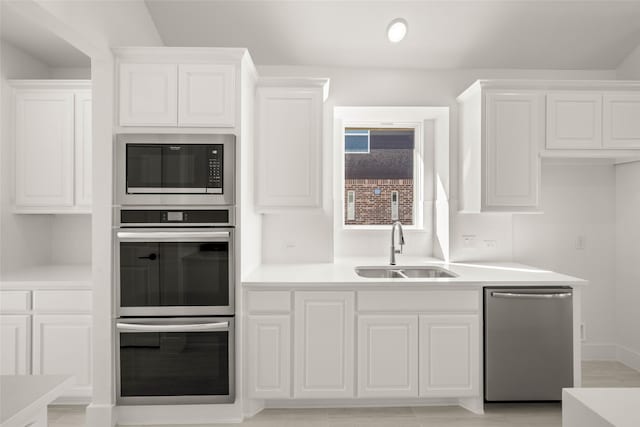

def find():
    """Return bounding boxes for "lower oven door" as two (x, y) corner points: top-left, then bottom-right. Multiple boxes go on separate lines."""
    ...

(116, 317), (234, 405)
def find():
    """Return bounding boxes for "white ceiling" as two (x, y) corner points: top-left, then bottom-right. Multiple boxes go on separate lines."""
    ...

(145, 0), (640, 70)
(0, 2), (90, 68)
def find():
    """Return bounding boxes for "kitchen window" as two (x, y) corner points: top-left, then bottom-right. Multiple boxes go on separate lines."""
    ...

(343, 127), (418, 226)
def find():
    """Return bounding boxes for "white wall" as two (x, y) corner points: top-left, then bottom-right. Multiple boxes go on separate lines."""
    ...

(513, 160), (617, 358)
(617, 43), (640, 79)
(614, 161), (640, 370)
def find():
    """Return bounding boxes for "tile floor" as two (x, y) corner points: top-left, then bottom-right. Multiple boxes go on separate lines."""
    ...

(48, 361), (640, 427)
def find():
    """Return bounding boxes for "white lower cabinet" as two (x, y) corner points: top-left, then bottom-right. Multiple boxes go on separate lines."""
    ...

(246, 289), (480, 403)
(248, 315), (291, 398)
(357, 315), (418, 398)
(0, 315), (30, 375)
(294, 291), (355, 398)
(32, 315), (92, 400)
(419, 314), (480, 397)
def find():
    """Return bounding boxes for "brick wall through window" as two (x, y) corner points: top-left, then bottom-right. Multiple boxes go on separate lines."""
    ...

(344, 178), (413, 225)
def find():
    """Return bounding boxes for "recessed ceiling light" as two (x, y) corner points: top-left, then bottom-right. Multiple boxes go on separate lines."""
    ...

(387, 18), (408, 43)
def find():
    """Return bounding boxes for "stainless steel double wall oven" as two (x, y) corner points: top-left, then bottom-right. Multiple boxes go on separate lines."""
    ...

(115, 134), (236, 405)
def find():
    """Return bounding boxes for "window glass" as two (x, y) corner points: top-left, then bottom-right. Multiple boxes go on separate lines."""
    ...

(345, 129), (370, 153)
(344, 128), (415, 226)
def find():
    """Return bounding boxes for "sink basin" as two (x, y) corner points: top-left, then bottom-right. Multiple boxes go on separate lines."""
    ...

(355, 266), (457, 279)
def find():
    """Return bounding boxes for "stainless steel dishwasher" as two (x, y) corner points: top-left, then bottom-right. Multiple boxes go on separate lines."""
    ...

(484, 287), (573, 401)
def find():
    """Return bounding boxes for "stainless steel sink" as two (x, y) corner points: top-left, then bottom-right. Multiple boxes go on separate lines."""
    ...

(355, 266), (457, 279)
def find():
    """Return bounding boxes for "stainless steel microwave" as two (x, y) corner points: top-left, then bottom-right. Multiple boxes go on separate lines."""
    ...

(116, 134), (235, 206)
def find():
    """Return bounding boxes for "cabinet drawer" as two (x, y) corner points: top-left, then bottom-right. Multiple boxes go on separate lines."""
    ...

(33, 290), (92, 313)
(357, 290), (479, 313)
(0, 291), (31, 313)
(247, 291), (291, 313)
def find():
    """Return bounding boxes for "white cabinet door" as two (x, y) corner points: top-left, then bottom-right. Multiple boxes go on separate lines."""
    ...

(294, 291), (354, 398)
(485, 92), (542, 209)
(247, 315), (291, 398)
(603, 93), (640, 149)
(357, 315), (418, 398)
(0, 315), (30, 375)
(256, 86), (323, 210)
(15, 92), (74, 207)
(419, 314), (479, 397)
(32, 315), (92, 400)
(74, 92), (92, 207)
(178, 64), (236, 127)
(546, 92), (602, 149)
(119, 63), (178, 126)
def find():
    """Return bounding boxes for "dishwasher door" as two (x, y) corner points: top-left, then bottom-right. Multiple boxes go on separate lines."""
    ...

(484, 287), (573, 401)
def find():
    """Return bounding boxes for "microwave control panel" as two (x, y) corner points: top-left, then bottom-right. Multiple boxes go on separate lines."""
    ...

(207, 145), (223, 191)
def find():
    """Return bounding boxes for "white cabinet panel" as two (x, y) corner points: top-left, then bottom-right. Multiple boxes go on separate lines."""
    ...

(419, 314), (479, 397)
(15, 92), (74, 207)
(0, 315), (30, 375)
(547, 93), (602, 149)
(485, 92), (542, 209)
(0, 291), (31, 313)
(178, 64), (235, 127)
(357, 315), (418, 398)
(294, 291), (354, 398)
(247, 291), (291, 314)
(256, 84), (325, 210)
(603, 93), (640, 149)
(74, 91), (92, 207)
(248, 315), (291, 398)
(119, 63), (178, 126)
(32, 315), (92, 399)
(33, 290), (92, 314)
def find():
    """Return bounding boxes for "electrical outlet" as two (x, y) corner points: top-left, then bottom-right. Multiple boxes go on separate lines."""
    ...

(576, 235), (586, 250)
(462, 234), (477, 248)
(484, 240), (497, 248)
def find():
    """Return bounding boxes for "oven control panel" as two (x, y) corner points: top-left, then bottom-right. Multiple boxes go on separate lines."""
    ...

(119, 208), (233, 226)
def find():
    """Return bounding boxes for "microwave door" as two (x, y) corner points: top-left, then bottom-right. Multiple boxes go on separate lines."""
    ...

(126, 145), (163, 192)
(161, 145), (209, 192)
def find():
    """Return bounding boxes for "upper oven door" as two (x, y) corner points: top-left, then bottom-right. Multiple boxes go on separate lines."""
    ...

(116, 134), (235, 206)
(116, 228), (234, 316)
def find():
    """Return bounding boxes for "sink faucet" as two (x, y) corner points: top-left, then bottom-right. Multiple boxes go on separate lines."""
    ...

(390, 221), (405, 265)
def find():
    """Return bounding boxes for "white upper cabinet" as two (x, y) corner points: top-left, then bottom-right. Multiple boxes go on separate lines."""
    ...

(12, 81), (92, 213)
(485, 92), (542, 209)
(178, 64), (236, 127)
(15, 91), (74, 208)
(255, 79), (329, 211)
(546, 92), (602, 149)
(294, 291), (354, 398)
(119, 63), (178, 126)
(602, 93), (640, 149)
(458, 81), (543, 212)
(74, 92), (92, 208)
(118, 62), (237, 128)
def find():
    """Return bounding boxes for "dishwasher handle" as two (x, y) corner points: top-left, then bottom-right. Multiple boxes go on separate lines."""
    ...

(491, 291), (572, 299)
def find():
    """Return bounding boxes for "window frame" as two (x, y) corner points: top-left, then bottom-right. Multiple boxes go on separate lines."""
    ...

(340, 121), (425, 230)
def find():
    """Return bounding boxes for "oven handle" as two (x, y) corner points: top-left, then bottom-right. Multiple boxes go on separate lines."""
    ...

(116, 231), (230, 242)
(116, 321), (229, 332)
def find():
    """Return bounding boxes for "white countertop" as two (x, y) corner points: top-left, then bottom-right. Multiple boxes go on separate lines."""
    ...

(243, 257), (587, 287)
(0, 264), (92, 290)
(0, 375), (73, 426)
(563, 388), (640, 427)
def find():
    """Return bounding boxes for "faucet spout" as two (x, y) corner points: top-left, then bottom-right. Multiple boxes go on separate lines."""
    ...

(390, 221), (405, 265)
